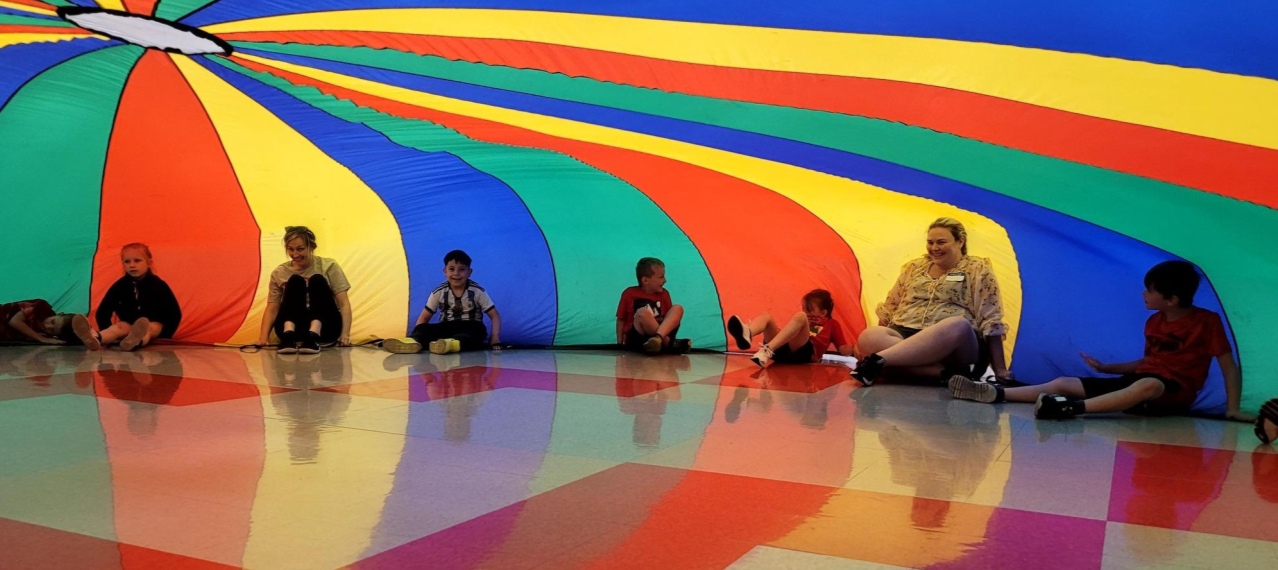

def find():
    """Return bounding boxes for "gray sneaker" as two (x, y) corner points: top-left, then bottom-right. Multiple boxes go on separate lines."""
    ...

(948, 375), (999, 403)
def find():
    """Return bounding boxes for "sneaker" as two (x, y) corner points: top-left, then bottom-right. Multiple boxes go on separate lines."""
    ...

(726, 315), (751, 350)
(641, 336), (663, 355)
(384, 337), (423, 354)
(851, 353), (885, 386)
(72, 314), (101, 351)
(119, 318), (150, 351)
(668, 338), (692, 354)
(948, 376), (1000, 403)
(1035, 393), (1081, 420)
(750, 344), (774, 368)
(429, 338), (461, 355)
(277, 330), (298, 354)
(298, 332), (322, 354)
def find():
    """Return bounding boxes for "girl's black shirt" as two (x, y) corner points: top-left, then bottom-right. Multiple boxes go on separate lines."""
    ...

(95, 272), (182, 338)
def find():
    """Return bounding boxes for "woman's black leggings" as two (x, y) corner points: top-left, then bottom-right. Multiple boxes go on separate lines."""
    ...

(274, 274), (342, 343)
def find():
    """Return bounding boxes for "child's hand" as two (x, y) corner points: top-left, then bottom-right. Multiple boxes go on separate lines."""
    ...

(338, 335), (352, 347)
(1225, 409), (1257, 423)
(39, 335), (66, 345)
(1080, 352), (1105, 372)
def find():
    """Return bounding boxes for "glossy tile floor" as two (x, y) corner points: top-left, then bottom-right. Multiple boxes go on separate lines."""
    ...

(1, 345), (1275, 570)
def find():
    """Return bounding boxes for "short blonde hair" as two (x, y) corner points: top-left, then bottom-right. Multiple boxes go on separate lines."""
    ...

(928, 217), (967, 255)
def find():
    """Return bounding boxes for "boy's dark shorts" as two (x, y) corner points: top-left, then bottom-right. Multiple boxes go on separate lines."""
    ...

(623, 326), (680, 352)
(772, 340), (816, 364)
(1078, 374), (1191, 416)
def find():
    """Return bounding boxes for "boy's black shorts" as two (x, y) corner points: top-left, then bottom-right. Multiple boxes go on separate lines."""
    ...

(772, 340), (816, 364)
(1078, 373), (1190, 415)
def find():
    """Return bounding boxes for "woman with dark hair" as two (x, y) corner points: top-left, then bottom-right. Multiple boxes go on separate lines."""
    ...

(255, 226), (352, 354)
(852, 217), (1012, 386)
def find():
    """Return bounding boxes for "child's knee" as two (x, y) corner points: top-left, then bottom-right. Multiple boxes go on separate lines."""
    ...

(789, 312), (808, 324)
(1133, 377), (1165, 400)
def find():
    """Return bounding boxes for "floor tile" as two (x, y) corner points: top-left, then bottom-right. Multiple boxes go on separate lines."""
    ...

(1108, 442), (1278, 541)
(1, 345), (1271, 570)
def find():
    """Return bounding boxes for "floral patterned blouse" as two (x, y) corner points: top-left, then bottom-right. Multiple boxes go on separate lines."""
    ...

(875, 255), (1008, 338)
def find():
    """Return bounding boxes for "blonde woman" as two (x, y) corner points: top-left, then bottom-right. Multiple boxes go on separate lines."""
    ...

(255, 226), (352, 354)
(852, 218), (1011, 386)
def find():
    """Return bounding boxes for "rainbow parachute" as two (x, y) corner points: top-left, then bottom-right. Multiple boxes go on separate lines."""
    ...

(2, 1), (1274, 412)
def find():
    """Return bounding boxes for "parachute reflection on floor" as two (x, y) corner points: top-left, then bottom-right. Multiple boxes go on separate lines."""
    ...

(0, 345), (1274, 570)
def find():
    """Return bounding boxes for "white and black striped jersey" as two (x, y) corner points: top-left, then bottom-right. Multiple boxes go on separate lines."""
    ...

(425, 280), (495, 322)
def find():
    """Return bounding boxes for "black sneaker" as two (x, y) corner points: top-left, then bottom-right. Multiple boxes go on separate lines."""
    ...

(1035, 393), (1081, 420)
(726, 315), (751, 350)
(667, 338), (692, 354)
(948, 376), (1002, 403)
(298, 332), (321, 355)
(277, 330), (298, 354)
(851, 353), (885, 386)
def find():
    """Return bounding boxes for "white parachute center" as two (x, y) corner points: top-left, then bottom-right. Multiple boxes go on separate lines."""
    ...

(65, 11), (227, 55)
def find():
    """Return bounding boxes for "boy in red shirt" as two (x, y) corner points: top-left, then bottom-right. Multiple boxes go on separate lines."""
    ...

(616, 257), (690, 354)
(727, 289), (855, 368)
(949, 261), (1250, 421)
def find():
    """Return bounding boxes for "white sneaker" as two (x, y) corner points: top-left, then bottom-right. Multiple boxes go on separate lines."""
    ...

(751, 344), (774, 368)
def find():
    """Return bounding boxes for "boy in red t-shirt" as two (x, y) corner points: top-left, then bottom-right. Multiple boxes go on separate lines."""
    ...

(726, 289), (855, 368)
(616, 257), (690, 354)
(949, 261), (1251, 421)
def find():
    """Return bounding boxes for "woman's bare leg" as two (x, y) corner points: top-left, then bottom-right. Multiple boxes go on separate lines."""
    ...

(877, 317), (979, 368)
(856, 326), (904, 358)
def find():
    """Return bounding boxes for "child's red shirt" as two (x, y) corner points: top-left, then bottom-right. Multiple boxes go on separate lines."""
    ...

(1134, 307), (1231, 405)
(616, 286), (673, 334)
(807, 316), (850, 360)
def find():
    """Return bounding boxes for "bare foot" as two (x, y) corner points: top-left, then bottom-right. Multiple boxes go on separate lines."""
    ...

(120, 318), (150, 351)
(72, 314), (101, 351)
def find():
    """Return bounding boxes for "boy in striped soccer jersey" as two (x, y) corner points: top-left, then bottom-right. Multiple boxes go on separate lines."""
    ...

(385, 250), (502, 354)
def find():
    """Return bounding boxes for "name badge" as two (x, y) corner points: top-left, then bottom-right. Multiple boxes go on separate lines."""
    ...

(945, 272), (966, 282)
